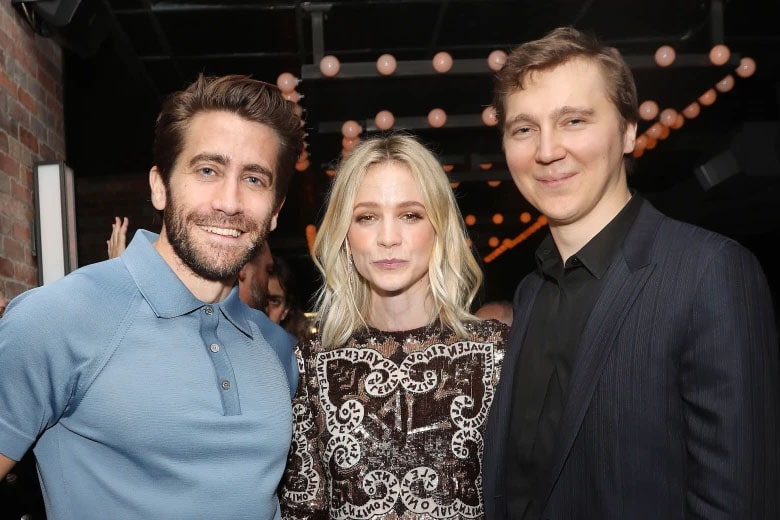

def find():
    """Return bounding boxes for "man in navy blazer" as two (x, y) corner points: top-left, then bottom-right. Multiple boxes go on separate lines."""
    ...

(483, 26), (779, 519)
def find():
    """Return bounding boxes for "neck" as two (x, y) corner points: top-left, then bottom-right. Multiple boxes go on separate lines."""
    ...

(550, 187), (632, 262)
(153, 230), (235, 303)
(367, 290), (435, 332)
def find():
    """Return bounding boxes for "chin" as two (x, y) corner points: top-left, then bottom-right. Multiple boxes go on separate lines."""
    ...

(372, 284), (410, 297)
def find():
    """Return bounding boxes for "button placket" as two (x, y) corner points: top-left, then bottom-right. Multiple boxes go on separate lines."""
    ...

(200, 304), (241, 414)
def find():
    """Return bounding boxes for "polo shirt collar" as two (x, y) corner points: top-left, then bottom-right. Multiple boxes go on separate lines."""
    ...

(121, 229), (254, 337)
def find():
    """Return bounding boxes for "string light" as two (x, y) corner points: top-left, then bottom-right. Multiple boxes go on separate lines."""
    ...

(432, 51), (453, 73)
(319, 55), (340, 77)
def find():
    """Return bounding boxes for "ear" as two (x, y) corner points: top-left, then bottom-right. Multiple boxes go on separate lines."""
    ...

(150, 166), (167, 211)
(623, 121), (638, 154)
(269, 197), (286, 232)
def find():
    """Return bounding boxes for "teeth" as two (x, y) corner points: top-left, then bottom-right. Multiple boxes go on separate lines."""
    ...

(202, 226), (241, 238)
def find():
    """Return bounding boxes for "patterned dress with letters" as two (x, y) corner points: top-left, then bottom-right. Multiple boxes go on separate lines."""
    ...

(280, 319), (508, 520)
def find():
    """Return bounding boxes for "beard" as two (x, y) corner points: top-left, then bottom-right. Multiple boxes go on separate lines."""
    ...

(163, 196), (271, 283)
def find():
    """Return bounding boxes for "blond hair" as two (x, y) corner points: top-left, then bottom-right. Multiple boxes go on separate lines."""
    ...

(312, 132), (483, 348)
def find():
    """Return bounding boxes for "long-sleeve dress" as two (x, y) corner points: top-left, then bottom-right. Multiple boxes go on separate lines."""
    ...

(280, 319), (509, 520)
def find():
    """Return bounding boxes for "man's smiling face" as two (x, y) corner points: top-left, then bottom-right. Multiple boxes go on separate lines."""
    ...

(151, 110), (282, 282)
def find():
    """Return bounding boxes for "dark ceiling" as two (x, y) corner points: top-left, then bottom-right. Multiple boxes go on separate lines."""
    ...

(14, 0), (780, 304)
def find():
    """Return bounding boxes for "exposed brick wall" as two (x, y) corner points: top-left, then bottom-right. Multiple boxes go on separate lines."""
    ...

(0, 2), (64, 301)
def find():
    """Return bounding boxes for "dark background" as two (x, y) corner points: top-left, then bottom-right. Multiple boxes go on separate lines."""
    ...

(2, 2), (779, 517)
(17, 0), (780, 309)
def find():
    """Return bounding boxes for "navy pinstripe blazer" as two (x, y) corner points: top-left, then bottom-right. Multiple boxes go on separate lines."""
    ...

(483, 199), (779, 520)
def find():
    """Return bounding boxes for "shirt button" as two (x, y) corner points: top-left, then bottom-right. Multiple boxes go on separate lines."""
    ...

(204, 306), (214, 315)
(221, 380), (231, 390)
(209, 343), (220, 353)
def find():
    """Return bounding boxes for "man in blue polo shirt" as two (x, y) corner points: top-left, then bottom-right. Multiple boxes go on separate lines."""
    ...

(0, 73), (304, 519)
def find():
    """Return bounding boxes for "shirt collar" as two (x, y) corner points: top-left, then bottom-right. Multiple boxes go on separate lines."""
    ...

(535, 192), (643, 280)
(121, 229), (254, 337)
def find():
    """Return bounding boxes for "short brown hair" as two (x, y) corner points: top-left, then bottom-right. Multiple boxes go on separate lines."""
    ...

(153, 73), (305, 205)
(493, 26), (638, 136)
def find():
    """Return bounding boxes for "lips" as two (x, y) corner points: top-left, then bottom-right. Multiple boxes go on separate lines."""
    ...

(200, 225), (242, 238)
(537, 170), (577, 186)
(373, 259), (406, 269)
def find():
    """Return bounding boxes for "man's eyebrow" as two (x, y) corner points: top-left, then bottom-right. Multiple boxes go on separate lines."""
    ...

(188, 153), (228, 167)
(505, 113), (535, 126)
(244, 163), (275, 178)
(551, 105), (595, 120)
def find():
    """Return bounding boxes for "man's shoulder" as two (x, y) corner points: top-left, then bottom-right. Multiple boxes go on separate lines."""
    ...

(5, 259), (136, 324)
(656, 212), (745, 253)
(636, 199), (744, 252)
(630, 202), (765, 284)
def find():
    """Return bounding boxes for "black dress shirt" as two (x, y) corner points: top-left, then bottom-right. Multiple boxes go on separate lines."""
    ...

(506, 194), (642, 519)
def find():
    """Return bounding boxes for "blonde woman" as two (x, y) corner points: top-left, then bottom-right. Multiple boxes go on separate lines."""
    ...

(280, 132), (509, 520)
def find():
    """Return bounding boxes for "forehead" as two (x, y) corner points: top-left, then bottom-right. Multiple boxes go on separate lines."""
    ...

(182, 110), (281, 169)
(268, 277), (284, 293)
(355, 161), (421, 200)
(509, 58), (611, 110)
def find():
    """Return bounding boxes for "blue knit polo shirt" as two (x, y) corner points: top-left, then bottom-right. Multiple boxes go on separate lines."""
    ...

(0, 230), (294, 520)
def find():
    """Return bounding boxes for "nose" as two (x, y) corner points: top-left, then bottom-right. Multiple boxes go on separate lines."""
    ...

(535, 128), (566, 164)
(377, 219), (401, 248)
(211, 177), (243, 215)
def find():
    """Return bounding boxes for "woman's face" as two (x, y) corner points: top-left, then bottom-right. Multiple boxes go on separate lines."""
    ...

(265, 275), (290, 324)
(346, 162), (435, 300)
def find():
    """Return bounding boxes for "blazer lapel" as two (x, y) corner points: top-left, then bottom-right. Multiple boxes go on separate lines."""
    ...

(539, 256), (655, 507)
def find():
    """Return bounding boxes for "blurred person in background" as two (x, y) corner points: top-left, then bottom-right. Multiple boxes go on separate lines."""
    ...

(238, 240), (275, 311)
(266, 254), (309, 341)
(474, 299), (513, 326)
(106, 216), (129, 259)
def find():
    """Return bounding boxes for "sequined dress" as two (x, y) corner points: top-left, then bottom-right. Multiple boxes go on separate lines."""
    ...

(280, 319), (509, 520)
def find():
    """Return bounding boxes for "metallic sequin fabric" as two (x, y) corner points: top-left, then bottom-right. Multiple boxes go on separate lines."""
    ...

(281, 320), (509, 520)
